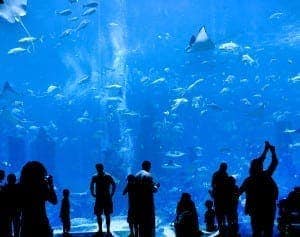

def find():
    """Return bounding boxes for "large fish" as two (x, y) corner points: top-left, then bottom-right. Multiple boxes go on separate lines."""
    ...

(0, 0), (27, 23)
(185, 26), (215, 53)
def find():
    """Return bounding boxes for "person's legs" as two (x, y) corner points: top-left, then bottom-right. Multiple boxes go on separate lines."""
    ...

(105, 214), (111, 234)
(97, 214), (103, 233)
(251, 214), (262, 237)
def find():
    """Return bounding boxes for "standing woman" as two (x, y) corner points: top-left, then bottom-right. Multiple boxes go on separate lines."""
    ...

(19, 161), (58, 237)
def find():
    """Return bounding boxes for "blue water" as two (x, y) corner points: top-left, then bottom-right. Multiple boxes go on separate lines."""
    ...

(0, 0), (299, 234)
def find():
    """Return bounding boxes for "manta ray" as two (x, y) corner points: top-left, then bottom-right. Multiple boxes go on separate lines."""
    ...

(185, 26), (215, 53)
(0, 0), (34, 47)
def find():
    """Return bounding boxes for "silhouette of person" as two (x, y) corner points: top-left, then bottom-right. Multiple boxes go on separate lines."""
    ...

(30, 128), (56, 174)
(60, 189), (71, 236)
(0, 169), (9, 237)
(19, 161), (58, 237)
(3, 173), (21, 237)
(135, 160), (160, 237)
(204, 200), (216, 232)
(239, 141), (278, 237)
(90, 163), (116, 237)
(211, 162), (228, 231)
(226, 176), (239, 236)
(123, 174), (137, 237)
(175, 193), (201, 237)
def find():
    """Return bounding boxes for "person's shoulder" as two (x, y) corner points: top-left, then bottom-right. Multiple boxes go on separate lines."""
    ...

(104, 173), (115, 181)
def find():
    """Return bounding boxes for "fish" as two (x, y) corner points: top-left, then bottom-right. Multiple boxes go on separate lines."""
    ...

(78, 75), (90, 85)
(269, 12), (283, 20)
(289, 143), (300, 148)
(162, 161), (182, 169)
(242, 54), (255, 65)
(69, 0), (78, 3)
(220, 87), (230, 94)
(18, 36), (43, 44)
(186, 26), (215, 53)
(108, 22), (119, 27)
(81, 7), (96, 16)
(283, 129), (300, 134)
(75, 19), (90, 32)
(171, 98), (188, 111)
(55, 9), (72, 16)
(68, 16), (79, 22)
(206, 102), (223, 111)
(59, 29), (73, 38)
(83, 2), (98, 8)
(165, 151), (185, 158)
(105, 84), (122, 89)
(219, 41), (239, 51)
(187, 78), (204, 91)
(7, 47), (29, 55)
(46, 85), (58, 93)
(288, 74), (300, 83)
(151, 77), (166, 85)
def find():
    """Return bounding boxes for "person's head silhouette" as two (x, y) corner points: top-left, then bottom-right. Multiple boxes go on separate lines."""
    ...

(142, 160), (151, 172)
(219, 162), (227, 173)
(0, 170), (5, 182)
(250, 158), (263, 176)
(7, 173), (16, 185)
(95, 163), (104, 175)
(63, 189), (70, 198)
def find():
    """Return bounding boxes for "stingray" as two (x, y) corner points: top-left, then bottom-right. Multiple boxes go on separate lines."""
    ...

(0, 0), (34, 48)
(185, 26), (215, 53)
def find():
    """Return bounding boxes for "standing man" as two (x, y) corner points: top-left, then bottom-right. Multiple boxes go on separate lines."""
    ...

(135, 161), (160, 237)
(90, 164), (116, 237)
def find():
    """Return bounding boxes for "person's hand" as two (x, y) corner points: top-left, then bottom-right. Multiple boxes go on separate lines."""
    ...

(265, 141), (270, 150)
(269, 144), (276, 153)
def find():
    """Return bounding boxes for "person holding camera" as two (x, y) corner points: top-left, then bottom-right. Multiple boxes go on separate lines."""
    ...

(239, 141), (278, 237)
(19, 161), (58, 237)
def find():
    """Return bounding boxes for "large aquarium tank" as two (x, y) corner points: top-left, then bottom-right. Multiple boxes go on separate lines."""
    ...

(0, 0), (299, 235)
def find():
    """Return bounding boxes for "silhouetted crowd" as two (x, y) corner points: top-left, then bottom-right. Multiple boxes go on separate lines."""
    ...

(1, 141), (300, 237)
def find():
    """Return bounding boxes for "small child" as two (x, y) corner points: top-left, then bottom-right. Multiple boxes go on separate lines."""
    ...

(204, 200), (216, 232)
(123, 174), (136, 237)
(60, 189), (71, 236)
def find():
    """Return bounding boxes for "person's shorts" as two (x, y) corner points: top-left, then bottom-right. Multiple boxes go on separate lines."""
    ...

(94, 198), (113, 215)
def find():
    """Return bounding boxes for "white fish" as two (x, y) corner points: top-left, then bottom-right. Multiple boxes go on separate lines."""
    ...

(288, 74), (300, 83)
(29, 125), (39, 131)
(105, 84), (122, 89)
(220, 87), (230, 94)
(165, 151), (185, 158)
(140, 76), (149, 83)
(108, 22), (119, 27)
(78, 75), (90, 85)
(69, 0), (78, 3)
(171, 98), (188, 111)
(186, 26), (215, 53)
(151, 77), (166, 85)
(162, 161), (182, 169)
(18, 36), (42, 44)
(219, 41), (239, 51)
(187, 78), (204, 91)
(241, 98), (252, 105)
(7, 47), (29, 55)
(46, 85), (58, 93)
(68, 16), (79, 22)
(164, 67), (170, 73)
(75, 19), (90, 32)
(269, 12), (283, 20)
(283, 129), (298, 134)
(225, 75), (235, 83)
(60, 28), (73, 38)
(55, 9), (72, 16)
(82, 7), (96, 16)
(242, 54), (255, 65)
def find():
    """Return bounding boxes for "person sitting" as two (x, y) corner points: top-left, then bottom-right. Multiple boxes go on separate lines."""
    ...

(175, 193), (202, 237)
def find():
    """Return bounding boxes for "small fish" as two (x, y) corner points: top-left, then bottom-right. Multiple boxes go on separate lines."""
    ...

(289, 143), (300, 148)
(78, 75), (90, 85)
(47, 85), (58, 93)
(75, 19), (90, 32)
(269, 12), (283, 20)
(60, 29), (73, 38)
(187, 78), (204, 91)
(219, 41), (239, 51)
(83, 2), (98, 8)
(82, 7), (96, 16)
(171, 98), (188, 111)
(288, 74), (300, 83)
(220, 87), (230, 94)
(18, 36), (43, 44)
(151, 77), (166, 85)
(108, 22), (119, 27)
(283, 129), (299, 134)
(68, 16), (79, 22)
(162, 161), (182, 169)
(69, 0), (78, 3)
(7, 47), (30, 55)
(105, 84), (122, 89)
(242, 54), (255, 65)
(55, 9), (72, 16)
(165, 151), (185, 158)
